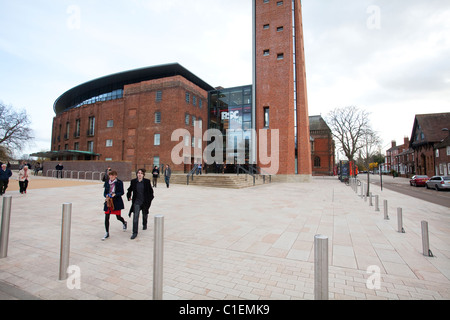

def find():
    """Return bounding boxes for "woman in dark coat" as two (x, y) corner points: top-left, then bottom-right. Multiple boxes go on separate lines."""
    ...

(102, 170), (127, 240)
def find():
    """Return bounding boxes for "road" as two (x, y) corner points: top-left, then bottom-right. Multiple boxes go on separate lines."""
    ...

(358, 174), (450, 209)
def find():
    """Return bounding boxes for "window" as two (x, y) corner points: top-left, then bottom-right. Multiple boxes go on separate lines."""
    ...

(75, 119), (81, 138)
(277, 26), (284, 32)
(264, 107), (270, 128)
(192, 137), (195, 148)
(263, 49), (270, 56)
(264, 0), (269, 3)
(155, 112), (161, 124)
(65, 122), (70, 140)
(193, 96), (197, 106)
(199, 99), (203, 109)
(192, 116), (196, 126)
(156, 90), (162, 102)
(277, 1), (283, 6)
(447, 146), (450, 156)
(106, 120), (114, 128)
(74, 142), (79, 150)
(185, 114), (190, 125)
(263, 24), (270, 30)
(185, 92), (190, 104)
(106, 139), (113, 147)
(277, 53), (284, 60)
(88, 116), (95, 136)
(87, 141), (94, 153)
(154, 134), (161, 146)
(154, 156), (160, 167)
(314, 157), (321, 168)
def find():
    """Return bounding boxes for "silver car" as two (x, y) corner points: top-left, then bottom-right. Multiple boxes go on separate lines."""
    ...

(426, 176), (450, 191)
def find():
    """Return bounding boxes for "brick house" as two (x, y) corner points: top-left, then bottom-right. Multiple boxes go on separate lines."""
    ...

(309, 115), (335, 176)
(410, 113), (450, 176)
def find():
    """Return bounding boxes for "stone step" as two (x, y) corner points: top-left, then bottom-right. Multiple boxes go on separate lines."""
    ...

(169, 174), (269, 189)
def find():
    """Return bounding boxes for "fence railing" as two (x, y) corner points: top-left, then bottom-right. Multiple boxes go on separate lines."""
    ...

(46, 169), (105, 181)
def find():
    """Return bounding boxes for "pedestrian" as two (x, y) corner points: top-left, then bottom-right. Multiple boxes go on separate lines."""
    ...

(102, 166), (111, 182)
(152, 165), (159, 187)
(197, 163), (202, 175)
(164, 164), (171, 188)
(102, 170), (127, 240)
(56, 162), (64, 179)
(18, 165), (30, 194)
(127, 169), (154, 240)
(1, 163), (13, 195)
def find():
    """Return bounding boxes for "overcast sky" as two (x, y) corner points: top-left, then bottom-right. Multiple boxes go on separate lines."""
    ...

(1, 0), (449, 159)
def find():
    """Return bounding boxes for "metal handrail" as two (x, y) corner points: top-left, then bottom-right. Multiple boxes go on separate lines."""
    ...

(186, 164), (199, 185)
(236, 164), (255, 186)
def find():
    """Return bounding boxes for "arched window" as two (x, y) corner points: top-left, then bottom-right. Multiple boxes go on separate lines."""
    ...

(314, 156), (321, 168)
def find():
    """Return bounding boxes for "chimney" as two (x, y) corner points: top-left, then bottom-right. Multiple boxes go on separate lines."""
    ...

(391, 140), (396, 148)
(404, 137), (409, 146)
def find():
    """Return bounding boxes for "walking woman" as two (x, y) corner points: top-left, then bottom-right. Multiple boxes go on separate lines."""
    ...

(18, 165), (30, 194)
(102, 170), (127, 240)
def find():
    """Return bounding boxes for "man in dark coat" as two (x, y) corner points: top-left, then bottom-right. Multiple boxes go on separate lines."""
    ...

(127, 169), (154, 240)
(0, 163), (13, 195)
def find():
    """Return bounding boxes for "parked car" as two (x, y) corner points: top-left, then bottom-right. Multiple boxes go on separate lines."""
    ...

(425, 176), (450, 191)
(409, 175), (429, 187)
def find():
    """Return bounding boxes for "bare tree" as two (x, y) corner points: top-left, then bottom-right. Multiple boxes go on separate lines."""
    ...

(359, 128), (382, 195)
(326, 106), (371, 162)
(0, 102), (34, 156)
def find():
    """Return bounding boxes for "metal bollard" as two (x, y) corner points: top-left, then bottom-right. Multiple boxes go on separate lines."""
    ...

(314, 235), (329, 300)
(153, 215), (164, 300)
(360, 183), (364, 198)
(363, 185), (367, 202)
(383, 200), (389, 220)
(375, 195), (380, 212)
(59, 203), (72, 280)
(0, 196), (13, 259)
(421, 221), (433, 257)
(397, 208), (405, 233)
(369, 192), (373, 206)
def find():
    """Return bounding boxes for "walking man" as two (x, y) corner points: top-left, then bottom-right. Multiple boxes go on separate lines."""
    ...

(164, 164), (171, 188)
(127, 169), (154, 240)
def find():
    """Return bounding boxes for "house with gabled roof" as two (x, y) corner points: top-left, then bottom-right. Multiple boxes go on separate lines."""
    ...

(410, 113), (450, 176)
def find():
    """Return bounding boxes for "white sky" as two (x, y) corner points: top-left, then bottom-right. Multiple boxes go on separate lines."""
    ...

(1, 0), (449, 158)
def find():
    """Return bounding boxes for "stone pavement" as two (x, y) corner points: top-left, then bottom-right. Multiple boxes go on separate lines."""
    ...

(0, 174), (449, 300)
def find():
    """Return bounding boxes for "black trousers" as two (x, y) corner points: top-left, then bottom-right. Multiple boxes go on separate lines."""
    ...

(105, 213), (125, 233)
(132, 204), (148, 235)
(19, 180), (28, 193)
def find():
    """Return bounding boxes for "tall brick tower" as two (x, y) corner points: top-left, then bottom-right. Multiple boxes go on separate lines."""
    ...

(253, 0), (312, 180)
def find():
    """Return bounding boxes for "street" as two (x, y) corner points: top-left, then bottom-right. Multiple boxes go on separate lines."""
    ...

(358, 174), (450, 209)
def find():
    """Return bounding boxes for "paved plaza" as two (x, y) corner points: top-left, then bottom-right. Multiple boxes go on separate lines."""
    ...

(0, 173), (449, 300)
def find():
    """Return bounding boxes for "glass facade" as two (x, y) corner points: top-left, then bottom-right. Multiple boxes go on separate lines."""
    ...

(208, 85), (253, 173)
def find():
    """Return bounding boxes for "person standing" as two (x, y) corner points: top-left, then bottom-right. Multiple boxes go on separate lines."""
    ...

(18, 165), (30, 194)
(102, 170), (127, 240)
(1, 163), (13, 195)
(56, 162), (64, 179)
(127, 169), (154, 240)
(151, 166), (159, 188)
(164, 164), (171, 188)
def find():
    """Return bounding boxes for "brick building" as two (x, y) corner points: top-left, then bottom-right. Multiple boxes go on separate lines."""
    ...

(254, 0), (312, 179)
(36, 0), (313, 179)
(410, 113), (450, 177)
(309, 115), (335, 176)
(47, 64), (213, 172)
